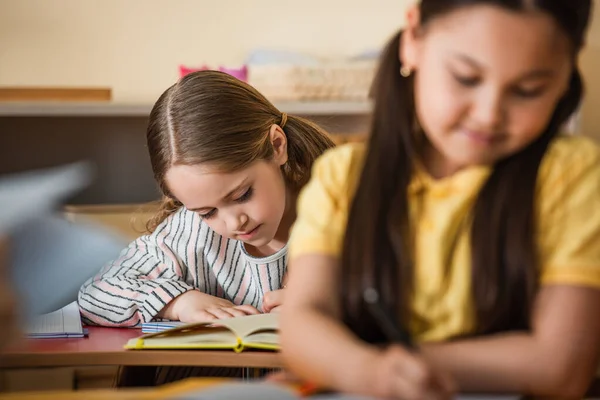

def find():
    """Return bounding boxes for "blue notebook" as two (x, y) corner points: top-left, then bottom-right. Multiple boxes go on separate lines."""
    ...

(141, 320), (187, 333)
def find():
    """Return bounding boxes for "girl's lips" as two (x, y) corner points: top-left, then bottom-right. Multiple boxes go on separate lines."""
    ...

(237, 224), (261, 240)
(460, 128), (499, 145)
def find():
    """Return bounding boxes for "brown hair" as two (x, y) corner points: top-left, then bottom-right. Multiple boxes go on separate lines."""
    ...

(145, 70), (335, 232)
(341, 0), (591, 342)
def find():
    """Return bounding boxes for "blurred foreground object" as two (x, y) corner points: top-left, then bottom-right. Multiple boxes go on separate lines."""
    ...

(0, 163), (127, 349)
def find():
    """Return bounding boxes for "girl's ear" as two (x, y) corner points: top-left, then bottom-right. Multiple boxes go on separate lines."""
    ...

(400, 4), (422, 72)
(270, 124), (288, 166)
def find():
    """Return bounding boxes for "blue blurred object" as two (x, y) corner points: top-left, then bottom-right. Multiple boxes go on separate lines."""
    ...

(0, 163), (127, 317)
(167, 381), (521, 399)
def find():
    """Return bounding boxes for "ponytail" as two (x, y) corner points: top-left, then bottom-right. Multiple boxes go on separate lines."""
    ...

(280, 114), (335, 190)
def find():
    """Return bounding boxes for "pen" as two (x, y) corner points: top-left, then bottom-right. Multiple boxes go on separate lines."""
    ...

(363, 287), (415, 350)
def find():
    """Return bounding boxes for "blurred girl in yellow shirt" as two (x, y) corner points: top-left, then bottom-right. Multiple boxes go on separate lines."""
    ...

(281, 1), (600, 399)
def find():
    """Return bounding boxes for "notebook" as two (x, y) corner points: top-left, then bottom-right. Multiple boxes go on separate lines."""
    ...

(126, 313), (279, 352)
(142, 320), (187, 333)
(26, 301), (88, 339)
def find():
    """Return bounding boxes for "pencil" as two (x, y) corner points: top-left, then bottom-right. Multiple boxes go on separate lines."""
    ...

(363, 287), (415, 349)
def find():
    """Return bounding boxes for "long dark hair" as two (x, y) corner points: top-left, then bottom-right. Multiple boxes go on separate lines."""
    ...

(341, 0), (591, 342)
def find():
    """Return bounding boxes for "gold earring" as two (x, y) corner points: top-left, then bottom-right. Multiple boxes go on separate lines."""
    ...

(400, 66), (412, 78)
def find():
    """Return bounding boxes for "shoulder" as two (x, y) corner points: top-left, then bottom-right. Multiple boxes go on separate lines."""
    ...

(310, 142), (367, 194)
(543, 135), (600, 167)
(316, 142), (366, 171)
(538, 135), (600, 189)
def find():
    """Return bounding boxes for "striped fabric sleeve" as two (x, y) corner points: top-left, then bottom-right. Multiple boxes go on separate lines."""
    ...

(78, 209), (197, 327)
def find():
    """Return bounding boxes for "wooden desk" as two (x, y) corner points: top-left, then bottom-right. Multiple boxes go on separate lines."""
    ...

(1, 327), (282, 369)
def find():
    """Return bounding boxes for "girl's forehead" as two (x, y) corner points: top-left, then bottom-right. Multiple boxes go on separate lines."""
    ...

(423, 5), (567, 51)
(420, 5), (571, 74)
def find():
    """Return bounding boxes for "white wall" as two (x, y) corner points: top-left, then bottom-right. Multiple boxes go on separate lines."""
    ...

(0, 0), (409, 102)
(2, 0), (600, 139)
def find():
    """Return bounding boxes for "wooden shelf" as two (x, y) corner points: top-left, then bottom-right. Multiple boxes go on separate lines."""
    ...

(0, 100), (373, 117)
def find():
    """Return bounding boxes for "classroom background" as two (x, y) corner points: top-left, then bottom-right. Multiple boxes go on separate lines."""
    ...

(1, 0), (600, 394)
(2, 1), (600, 205)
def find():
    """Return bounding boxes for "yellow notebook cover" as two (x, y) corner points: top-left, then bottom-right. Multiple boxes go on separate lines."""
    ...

(125, 313), (279, 353)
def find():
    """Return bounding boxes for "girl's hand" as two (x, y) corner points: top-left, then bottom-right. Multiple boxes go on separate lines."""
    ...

(263, 288), (286, 313)
(160, 290), (259, 322)
(365, 345), (456, 400)
(269, 344), (455, 399)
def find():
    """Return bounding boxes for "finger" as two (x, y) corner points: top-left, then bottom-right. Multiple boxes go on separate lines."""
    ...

(263, 302), (278, 313)
(263, 370), (301, 384)
(215, 300), (235, 308)
(388, 346), (436, 400)
(269, 305), (283, 313)
(263, 291), (283, 313)
(263, 371), (287, 382)
(392, 348), (431, 385)
(390, 373), (427, 400)
(433, 370), (456, 397)
(262, 301), (272, 313)
(207, 307), (238, 319)
(222, 307), (249, 318)
(186, 310), (218, 323)
(394, 358), (452, 400)
(234, 305), (260, 315)
(392, 373), (449, 400)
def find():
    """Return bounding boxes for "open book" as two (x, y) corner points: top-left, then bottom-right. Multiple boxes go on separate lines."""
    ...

(126, 313), (279, 352)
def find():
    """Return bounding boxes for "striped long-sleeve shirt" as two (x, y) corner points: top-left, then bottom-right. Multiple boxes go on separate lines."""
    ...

(78, 207), (287, 327)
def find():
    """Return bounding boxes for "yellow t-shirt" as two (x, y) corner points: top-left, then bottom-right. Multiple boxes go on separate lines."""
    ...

(288, 136), (600, 342)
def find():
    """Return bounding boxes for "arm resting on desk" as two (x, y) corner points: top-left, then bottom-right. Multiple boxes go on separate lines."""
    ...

(421, 285), (600, 398)
(78, 208), (199, 327)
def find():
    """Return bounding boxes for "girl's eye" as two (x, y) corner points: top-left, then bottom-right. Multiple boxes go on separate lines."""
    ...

(454, 74), (480, 87)
(512, 87), (545, 99)
(199, 209), (216, 219)
(197, 187), (253, 219)
(235, 187), (254, 203)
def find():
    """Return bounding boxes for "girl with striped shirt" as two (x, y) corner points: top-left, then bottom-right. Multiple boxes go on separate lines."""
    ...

(78, 70), (334, 328)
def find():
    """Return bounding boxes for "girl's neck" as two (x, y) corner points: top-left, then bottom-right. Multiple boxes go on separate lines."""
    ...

(275, 186), (298, 243)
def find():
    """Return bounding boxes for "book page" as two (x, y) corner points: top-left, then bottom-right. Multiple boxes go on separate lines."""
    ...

(26, 301), (83, 337)
(135, 324), (239, 347)
(244, 332), (279, 346)
(215, 313), (278, 340)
